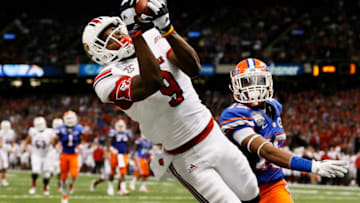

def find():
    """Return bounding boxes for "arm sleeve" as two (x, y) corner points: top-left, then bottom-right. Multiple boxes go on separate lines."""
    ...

(219, 108), (256, 139)
(94, 73), (136, 110)
(233, 127), (257, 146)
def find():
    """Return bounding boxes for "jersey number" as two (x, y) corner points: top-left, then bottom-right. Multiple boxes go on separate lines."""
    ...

(160, 71), (184, 107)
(35, 140), (47, 149)
(116, 134), (128, 142)
(68, 135), (73, 147)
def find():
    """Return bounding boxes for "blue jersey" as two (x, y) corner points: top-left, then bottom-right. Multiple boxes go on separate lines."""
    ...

(135, 137), (152, 159)
(219, 99), (286, 185)
(109, 129), (130, 154)
(57, 125), (83, 154)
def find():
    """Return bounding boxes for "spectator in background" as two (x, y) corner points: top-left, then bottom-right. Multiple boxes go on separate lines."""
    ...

(93, 141), (104, 174)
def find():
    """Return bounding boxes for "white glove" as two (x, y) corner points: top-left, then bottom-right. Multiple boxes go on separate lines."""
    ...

(311, 160), (348, 178)
(146, 0), (172, 34)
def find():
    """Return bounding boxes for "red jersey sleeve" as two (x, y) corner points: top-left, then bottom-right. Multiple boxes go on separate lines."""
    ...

(109, 76), (136, 110)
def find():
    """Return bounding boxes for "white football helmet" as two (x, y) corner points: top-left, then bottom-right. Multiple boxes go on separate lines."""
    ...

(34, 117), (47, 132)
(1, 120), (11, 131)
(82, 16), (135, 65)
(230, 58), (273, 105)
(63, 111), (77, 127)
(115, 119), (126, 132)
(52, 118), (64, 129)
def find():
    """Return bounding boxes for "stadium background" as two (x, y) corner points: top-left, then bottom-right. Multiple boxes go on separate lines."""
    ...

(0, 0), (360, 202)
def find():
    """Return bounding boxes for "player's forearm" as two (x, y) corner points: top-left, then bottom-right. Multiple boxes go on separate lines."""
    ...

(259, 145), (293, 169)
(166, 31), (201, 77)
(244, 135), (293, 169)
(133, 33), (164, 91)
(259, 143), (312, 172)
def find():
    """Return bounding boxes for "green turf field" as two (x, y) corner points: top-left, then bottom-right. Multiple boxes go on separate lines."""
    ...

(0, 170), (359, 203)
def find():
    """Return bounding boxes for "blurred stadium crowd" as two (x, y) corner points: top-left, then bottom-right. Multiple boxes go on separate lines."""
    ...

(0, 0), (360, 187)
(1, 1), (359, 65)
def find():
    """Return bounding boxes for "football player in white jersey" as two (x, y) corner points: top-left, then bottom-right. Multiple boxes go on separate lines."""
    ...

(24, 116), (55, 195)
(81, 0), (260, 202)
(0, 120), (16, 186)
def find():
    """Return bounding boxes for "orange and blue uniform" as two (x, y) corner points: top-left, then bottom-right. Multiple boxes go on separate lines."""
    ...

(57, 125), (83, 181)
(219, 99), (293, 203)
(109, 129), (130, 175)
(134, 137), (152, 176)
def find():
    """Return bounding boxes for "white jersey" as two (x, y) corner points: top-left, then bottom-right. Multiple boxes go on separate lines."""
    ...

(0, 129), (16, 152)
(28, 127), (54, 157)
(94, 28), (212, 150)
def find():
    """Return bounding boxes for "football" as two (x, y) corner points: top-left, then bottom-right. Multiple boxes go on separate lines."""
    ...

(135, 0), (154, 15)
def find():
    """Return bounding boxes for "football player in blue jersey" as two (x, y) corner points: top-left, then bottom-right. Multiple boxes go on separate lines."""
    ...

(107, 119), (131, 195)
(53, 111), (83, 203)
(130, 132), (152, 192)
(219, 58), (348, 203)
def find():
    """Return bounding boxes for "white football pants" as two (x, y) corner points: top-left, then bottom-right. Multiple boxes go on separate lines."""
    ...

(31, 154), (51, 178)
(170, 122), (259, 203)
(0, 150), (8, 170)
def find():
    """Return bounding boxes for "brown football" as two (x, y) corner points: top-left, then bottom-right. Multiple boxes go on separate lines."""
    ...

(135, 0), (154, 15)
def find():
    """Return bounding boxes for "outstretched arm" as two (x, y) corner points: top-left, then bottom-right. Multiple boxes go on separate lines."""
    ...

(166, 31), (201, 78)
(239, 132), (348, 178)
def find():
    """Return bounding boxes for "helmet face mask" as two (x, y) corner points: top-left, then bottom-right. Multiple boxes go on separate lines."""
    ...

(1, 120), (11, 131)
(52, 118), (64, 129)
(63, 111), (77, 127)
(82, 16), (135, 66)
(34, 117), (47, 132)
(230, 58), (273, 105)
(115, 120), (126, 132)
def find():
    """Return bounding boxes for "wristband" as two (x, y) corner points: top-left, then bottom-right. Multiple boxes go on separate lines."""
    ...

(290, 156), (312, 172)
(256, 141), (272, 157)
(129, 30), (142, 39)
(246, 134), (261, 152)
(161, 25), (174, 38)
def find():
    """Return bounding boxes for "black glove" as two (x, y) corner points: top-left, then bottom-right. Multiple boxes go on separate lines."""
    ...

(119, 0), (154, 38)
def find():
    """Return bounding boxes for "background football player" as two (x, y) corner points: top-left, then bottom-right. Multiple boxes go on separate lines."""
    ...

(24, 116), (55, 195)
(52, 111), (83, 203)
(107, 119), (131, 195)
(130, 132), (152, 192)
(0, 120), (16, 186)
(219, 58), (348, 203)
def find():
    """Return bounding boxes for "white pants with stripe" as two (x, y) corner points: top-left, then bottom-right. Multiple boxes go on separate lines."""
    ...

(170, 123), (259, 203)
(0, 150), (8, 170)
